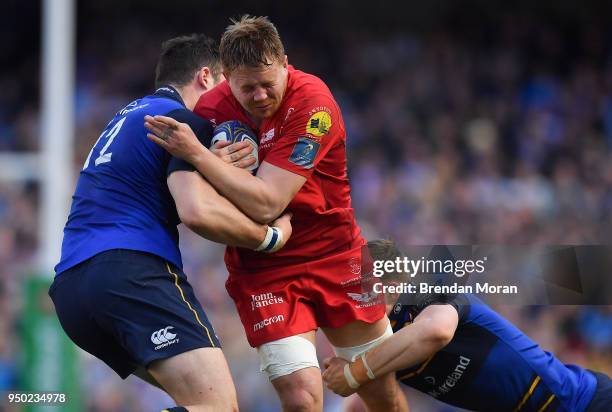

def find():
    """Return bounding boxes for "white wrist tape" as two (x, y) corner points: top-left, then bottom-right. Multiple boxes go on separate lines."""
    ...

(255, 226), (273, 251)
(255, 226), (284, 253)
(361, 353), (376, 380)
(343, 363), (360, 389)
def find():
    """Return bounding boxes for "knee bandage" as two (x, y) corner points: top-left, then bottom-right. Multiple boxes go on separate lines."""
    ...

(257, 335), (319, 381)
(332, 323), (393, 362)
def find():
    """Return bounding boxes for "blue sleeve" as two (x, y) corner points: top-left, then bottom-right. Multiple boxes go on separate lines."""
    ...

(409, 292), (470, 323)
(445, 294), (471, 322)
(165, 108), (214, 177)
(390, 292), (470, 332)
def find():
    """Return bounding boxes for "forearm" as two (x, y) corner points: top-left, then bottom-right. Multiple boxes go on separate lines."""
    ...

(145, 115), (297, 223)
(189, 146), (279, 223)
(322, 325), (436, 399)
(366, 320), (440, 377)
(323, 311), (450, 397)
(169, 171), (270, 248)
(360, 305), (457, 379)
(184, 192), (268, 248)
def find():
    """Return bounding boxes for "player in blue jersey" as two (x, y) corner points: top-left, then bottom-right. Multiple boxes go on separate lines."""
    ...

(323, 241), (612, 412)
(50, 34), (292, 412)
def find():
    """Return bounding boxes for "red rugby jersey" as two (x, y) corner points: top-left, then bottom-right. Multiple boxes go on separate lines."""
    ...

(194, 67), (365, 270)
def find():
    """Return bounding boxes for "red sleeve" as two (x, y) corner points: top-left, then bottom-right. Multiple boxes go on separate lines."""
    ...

(263, 93), (343, 178)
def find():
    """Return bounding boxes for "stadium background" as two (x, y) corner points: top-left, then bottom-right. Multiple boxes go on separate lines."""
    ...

(1, 0), (611, 410)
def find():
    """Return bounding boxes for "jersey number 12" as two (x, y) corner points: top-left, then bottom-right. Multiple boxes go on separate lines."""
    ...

(83, 116), (127, 170)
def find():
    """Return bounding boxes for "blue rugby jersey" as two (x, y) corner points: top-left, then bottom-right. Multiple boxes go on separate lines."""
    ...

(390, 293), (597, 412)
(55, 86), (212, 274)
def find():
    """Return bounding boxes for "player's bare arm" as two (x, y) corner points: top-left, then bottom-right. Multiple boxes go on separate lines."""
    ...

(169, 130), (292, 250)
(169, 170), (292, 250)
(322, 304), (458, 396)
(146, 114), (305, 223)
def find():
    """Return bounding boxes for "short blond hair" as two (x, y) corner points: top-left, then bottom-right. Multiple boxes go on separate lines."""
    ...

(220, 15), (285, 72)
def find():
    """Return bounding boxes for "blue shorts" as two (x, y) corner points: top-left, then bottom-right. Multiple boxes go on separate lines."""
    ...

(586, 371), (612, 412)
(49, 249), (220, 378)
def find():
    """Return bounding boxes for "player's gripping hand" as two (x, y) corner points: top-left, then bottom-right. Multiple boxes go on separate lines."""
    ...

(271, 212), (292, 249)
(322, 357), (357, 397)
(145, 115), (205, 164)
(210, 140), (257, 169)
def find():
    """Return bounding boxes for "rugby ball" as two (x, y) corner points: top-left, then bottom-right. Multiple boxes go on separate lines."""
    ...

(211, 120), (259, 173)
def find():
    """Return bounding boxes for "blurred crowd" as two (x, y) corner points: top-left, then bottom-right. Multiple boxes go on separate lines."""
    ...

(1, 1), (611, 411)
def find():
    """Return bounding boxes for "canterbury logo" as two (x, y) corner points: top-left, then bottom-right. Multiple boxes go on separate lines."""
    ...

(151, 326), (177, 345)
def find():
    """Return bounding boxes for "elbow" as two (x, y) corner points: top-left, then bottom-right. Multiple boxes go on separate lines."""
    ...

(247, 180), (292, 223)
(179, 202), (214, 232)
(256, 207), (282, 224)
(425, 323), (455, 351)
(250, 200), (284, 224)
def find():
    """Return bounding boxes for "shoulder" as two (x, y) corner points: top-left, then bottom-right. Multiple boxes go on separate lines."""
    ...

(165, 107), (209, 126)
(165, 108), (214, 146)
(117, 95), (182, 119)
(196, 81), (234, 109)
(196, 82), (257, 129)
(284, 69), (341, 134)
(201, 81), (233, 102)
(287, 68), (334, 102)
(396, 293), (471, 326)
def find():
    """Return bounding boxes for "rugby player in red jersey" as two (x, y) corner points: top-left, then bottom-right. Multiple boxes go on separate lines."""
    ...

(145, 16), (408, 412)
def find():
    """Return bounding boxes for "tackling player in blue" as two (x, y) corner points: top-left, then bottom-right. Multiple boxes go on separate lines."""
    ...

(50, 34), (291, 412)
(323, 240), (612, 412)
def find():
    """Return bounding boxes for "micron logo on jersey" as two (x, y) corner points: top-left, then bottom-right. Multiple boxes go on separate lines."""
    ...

(251, 292), (284, 311)
(151, 326), (179, 350)
(253, 315), (285, 332)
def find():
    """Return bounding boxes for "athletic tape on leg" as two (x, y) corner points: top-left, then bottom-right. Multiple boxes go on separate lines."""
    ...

(333, 323), (393, 362)
(258, 335), (319, 381)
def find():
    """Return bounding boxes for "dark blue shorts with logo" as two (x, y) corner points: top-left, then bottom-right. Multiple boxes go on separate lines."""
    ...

(49, 249), (220, 378)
